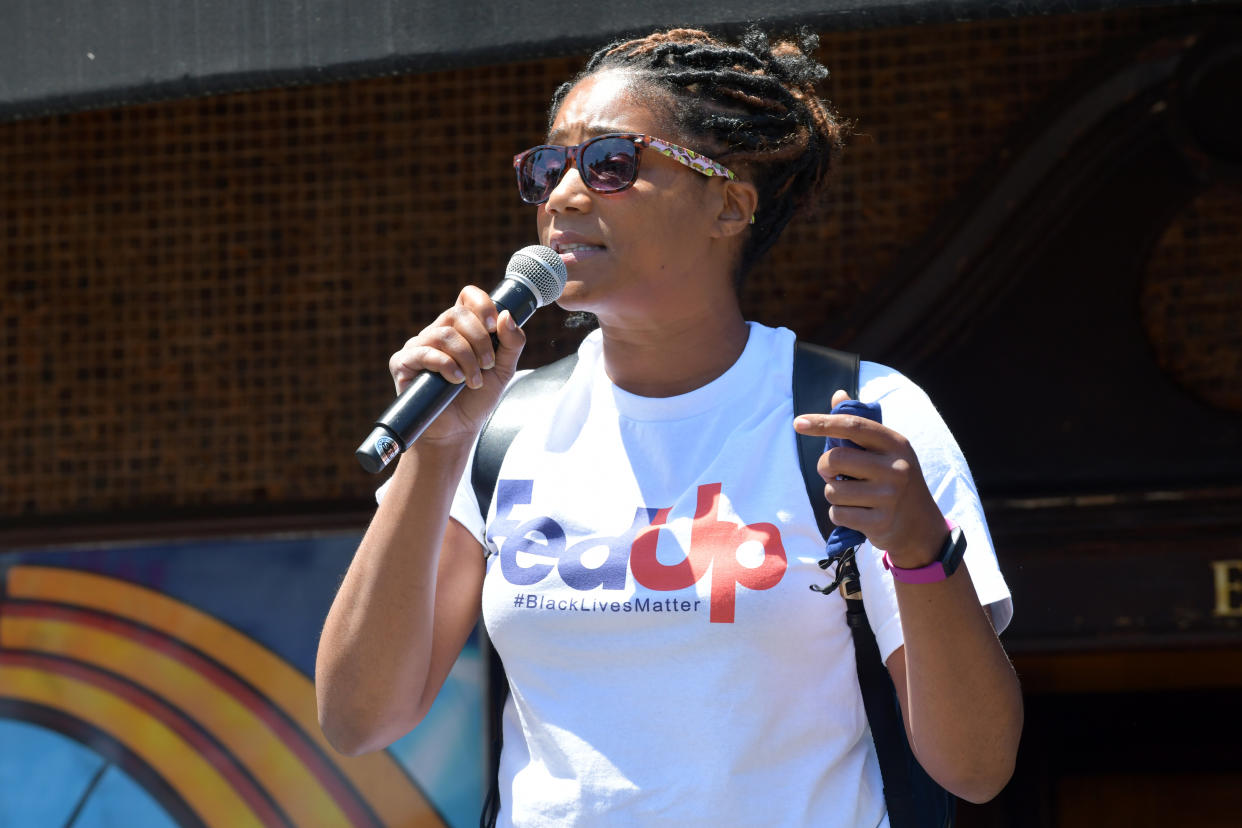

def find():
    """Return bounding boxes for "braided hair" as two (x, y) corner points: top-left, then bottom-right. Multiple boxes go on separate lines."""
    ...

(549, 27), (845, 284)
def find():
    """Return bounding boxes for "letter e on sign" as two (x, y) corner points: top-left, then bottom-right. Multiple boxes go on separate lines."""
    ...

(1211, 560), (1242, 618)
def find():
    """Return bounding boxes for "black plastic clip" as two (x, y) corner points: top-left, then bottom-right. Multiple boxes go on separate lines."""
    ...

(810, 545), (859, 595)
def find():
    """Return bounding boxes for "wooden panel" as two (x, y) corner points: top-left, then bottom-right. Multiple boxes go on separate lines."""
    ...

(1056, 773), (1242, 828)
(1013, 648), (1242, 693)
(991, 490), (1242, 650)
(958, 684), (1242, 828)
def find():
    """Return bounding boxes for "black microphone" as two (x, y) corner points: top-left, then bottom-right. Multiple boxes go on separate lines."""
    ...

(356, 245), (567, 474)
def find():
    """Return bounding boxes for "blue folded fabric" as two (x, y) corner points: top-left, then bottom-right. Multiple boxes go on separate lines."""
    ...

(823, 399), (883, 560)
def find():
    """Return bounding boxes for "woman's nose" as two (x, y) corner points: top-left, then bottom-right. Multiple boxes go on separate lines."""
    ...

(544, 162), (592, 214)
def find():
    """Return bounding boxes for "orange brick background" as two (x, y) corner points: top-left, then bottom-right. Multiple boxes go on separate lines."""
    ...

(2, 8), (1235, 523)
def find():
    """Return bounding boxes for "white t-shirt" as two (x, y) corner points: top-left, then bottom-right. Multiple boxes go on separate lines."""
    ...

(407, 322), (1010, 827)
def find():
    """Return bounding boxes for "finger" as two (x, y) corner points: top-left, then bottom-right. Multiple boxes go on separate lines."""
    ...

(389, 338), (455, 394)
(441, 304), (497, 384)
(827, 503), (881, 535)
(392, 367), (414, 395)
(392, 318), (482, 390)
(821, 476), (891, 509)
(456, 285), (501, 334)
(831, 388), (851, 407)
(491, 310), (526, 370)
(391, 338), (472, 389)
(794, 413), (901, 453)
(817, 444), (898, 482)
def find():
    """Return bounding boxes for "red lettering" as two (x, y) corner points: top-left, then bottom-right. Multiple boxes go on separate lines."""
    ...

(630, 484), (786, 623)
(690, 483), (787, 623)
(631, 507), (704, 590)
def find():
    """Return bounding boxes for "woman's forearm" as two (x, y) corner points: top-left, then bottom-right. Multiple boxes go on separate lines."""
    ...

(315, 439), (480, 755)
(889, 561), (1024, 803)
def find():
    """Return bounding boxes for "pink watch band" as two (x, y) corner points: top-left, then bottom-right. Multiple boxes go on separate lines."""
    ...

(882, 520), (958, 584)
(882, 552), (949, 584)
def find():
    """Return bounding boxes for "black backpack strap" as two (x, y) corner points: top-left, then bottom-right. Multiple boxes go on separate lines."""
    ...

(472, 353), (577, 828)
(792, 342), (859, 540)
(471, 353), (579, 522)
(793, 341), (954, 828)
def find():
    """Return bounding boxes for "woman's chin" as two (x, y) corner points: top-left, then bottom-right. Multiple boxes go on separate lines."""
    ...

(553, 280), (596, 312)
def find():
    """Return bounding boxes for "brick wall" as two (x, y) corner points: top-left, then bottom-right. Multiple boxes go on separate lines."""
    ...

(2, 8), (1232, 523)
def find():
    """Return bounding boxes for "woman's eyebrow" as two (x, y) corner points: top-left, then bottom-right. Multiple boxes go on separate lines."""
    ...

(546, 125), (634, 144)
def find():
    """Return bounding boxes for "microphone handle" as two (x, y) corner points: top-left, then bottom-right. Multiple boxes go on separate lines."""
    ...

(355, 280), (541, 474)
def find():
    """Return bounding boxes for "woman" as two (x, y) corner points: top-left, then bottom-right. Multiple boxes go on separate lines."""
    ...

(316, 27), (1023, 826)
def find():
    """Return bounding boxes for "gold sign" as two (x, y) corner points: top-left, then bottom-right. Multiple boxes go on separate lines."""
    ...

(1211, 560), (1242, 618)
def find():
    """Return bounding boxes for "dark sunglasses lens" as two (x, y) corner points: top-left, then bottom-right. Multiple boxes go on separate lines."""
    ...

(582, 137), (639, 192)
(519, 147), (567, 203)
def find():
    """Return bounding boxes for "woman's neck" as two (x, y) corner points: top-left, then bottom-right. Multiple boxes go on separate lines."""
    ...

(596, 304), (750, 398)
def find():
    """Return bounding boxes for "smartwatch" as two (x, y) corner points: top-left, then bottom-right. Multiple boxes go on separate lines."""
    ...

(883, 525), (967, 584)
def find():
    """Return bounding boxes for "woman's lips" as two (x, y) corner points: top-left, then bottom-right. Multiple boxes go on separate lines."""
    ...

(555, 243), (606, 264)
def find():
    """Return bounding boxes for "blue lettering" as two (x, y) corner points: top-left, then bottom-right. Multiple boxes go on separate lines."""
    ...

(493, 479), (564, 586)
(559, 507), (657, 591)
(501, 517), (565, 586)
(490, 479), (534, 546)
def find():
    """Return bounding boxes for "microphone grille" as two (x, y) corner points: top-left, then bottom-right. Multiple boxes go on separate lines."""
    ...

(506, 245), (568, 307)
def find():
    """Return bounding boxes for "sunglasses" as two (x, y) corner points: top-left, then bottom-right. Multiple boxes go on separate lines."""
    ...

(513, 133), (746, 213)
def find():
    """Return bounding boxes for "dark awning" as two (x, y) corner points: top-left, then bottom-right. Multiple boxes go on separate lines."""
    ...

(0, 0), (1204, 121)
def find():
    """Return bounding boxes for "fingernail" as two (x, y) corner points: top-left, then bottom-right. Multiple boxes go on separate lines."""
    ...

(486, 316), (497, 333)
(450, 368), (464, 383)
(482, 354), (495, 370)
(793, 417), (809, 428)
(471, 372), (483, 388)
(505, 314), (517, 331)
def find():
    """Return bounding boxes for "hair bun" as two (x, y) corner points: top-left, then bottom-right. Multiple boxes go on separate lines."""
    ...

(740, 26), (829, 86)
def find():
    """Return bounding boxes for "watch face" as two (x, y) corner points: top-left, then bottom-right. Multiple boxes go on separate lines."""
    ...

(882, 526), (968, 584)
(943, 526), (967, 576)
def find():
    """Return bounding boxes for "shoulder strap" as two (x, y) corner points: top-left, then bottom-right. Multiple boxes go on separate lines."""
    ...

(792, 342), (860, 542)
(473, 353), (577, 828)
(471, 353), (579, 521)
(792, 341), (954, 828)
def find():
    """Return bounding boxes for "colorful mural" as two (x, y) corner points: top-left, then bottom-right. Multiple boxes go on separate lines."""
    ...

(0, 535), (485, 827)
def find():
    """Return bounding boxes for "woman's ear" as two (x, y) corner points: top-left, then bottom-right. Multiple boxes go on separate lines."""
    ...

(710, 178), (759, 239)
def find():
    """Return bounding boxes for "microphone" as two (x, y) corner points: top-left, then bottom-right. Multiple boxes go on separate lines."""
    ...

(355, 245), (568, 474)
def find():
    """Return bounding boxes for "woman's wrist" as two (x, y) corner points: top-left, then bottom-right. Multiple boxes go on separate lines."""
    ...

(390, 434), (475, 487)
(883, 516), (953, 571)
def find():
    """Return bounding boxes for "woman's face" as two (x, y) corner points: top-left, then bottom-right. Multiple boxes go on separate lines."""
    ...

(536, 71), (736, 327)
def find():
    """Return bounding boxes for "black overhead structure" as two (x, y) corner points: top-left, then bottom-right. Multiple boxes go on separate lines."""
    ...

(0, 0), (1221, 121)
(815, 22), (1242, 654)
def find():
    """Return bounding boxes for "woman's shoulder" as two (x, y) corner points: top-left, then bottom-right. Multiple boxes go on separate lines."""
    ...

(856, 361), (960, 449)
(858, 360), (935, 407)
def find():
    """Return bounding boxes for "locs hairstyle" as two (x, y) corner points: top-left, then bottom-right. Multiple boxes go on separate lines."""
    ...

(548, 27), (846, 286)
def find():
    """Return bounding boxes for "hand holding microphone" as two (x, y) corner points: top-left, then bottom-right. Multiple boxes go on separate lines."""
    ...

(356, 245), (567, 473)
